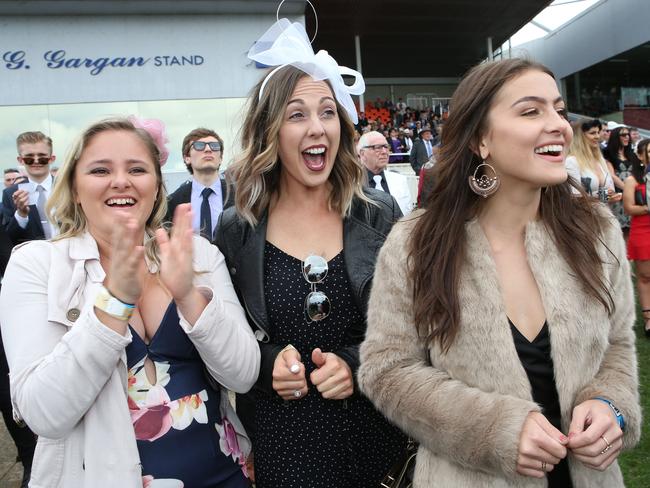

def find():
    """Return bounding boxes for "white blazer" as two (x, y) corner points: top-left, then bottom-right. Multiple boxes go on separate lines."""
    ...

(385, 170), (413, 216)
(0, 232), (260, 488)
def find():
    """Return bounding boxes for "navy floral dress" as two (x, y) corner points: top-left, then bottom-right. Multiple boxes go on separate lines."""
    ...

(126, 302), (250, 488)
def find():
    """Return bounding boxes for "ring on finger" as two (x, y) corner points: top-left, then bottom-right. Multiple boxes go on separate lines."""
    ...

(600, 435), (612, 454)
(541, 461), (547, 472)
(293, 390), (302, 398)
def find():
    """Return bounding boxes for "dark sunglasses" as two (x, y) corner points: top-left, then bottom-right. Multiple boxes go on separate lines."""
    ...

(620, 132), (630, 137)
(363, 144), (390, 151)
(191, 141), (221, 152)
(302, 255), (330, 323)
(20, 156), (51, 165)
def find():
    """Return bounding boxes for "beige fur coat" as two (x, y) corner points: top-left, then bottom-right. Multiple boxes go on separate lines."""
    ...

(358, 210), (641, 488)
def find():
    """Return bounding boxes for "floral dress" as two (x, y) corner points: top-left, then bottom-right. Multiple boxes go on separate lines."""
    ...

(127, 302), (250, 488)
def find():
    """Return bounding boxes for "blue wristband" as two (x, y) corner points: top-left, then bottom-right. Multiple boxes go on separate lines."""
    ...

(593, 397), (625, 432)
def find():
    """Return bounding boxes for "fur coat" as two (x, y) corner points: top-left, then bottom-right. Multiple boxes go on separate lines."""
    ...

(358, 210), (641, 488)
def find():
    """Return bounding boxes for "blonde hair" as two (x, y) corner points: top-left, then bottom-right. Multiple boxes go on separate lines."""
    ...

(16, 131), (53, 152)
(229, 65), (370, 226)
(46, 117), (168, 267)
(568, 120), (607, 174)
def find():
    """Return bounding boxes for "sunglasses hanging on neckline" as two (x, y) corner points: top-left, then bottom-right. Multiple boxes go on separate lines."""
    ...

(302, 254), (331, 323)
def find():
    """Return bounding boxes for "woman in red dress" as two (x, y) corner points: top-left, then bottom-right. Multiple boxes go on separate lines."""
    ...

(623, 138), (650, 337)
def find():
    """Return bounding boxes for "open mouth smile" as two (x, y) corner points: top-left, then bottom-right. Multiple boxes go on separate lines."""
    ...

(302, 145), (327, 172)
(105, 197), (136, 208)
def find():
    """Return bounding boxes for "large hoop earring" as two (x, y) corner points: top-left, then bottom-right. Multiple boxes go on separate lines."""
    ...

(468, 161), (500, 198)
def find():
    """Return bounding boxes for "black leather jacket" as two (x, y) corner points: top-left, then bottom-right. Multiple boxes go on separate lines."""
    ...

(214, 188), (403, 398)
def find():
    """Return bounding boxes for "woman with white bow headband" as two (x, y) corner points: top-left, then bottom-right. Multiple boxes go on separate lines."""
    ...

(214, 18), (407, 488)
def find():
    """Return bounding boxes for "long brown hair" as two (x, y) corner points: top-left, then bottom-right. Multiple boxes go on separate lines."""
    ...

(229, 65), (369, 226)
(409, 58), (614, 352)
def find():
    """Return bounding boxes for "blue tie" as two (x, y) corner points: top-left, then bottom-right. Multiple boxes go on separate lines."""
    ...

(200, 187), (213, 240)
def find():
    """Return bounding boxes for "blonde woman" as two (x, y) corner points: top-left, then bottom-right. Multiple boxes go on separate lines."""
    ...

(214, 19), (406, 488)
(565, 119), (619, 203)
(0, 117), (259, 487)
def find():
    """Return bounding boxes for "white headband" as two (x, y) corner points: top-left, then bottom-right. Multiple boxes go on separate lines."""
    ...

(248, 19), (365, 124)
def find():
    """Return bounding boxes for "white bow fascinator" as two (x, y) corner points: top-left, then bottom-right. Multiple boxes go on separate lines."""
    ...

(248, 19), (365, 124)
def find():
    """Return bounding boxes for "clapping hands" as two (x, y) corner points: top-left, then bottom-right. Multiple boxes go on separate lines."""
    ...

(155, 203), (195, 304)
(156, 203), (207, 323)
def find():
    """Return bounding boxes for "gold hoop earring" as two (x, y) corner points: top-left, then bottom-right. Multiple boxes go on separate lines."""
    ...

(468, 161), (500, 198)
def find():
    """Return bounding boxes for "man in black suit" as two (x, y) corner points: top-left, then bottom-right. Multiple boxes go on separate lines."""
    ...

(0, 132), (49, 488)
(166, 128), (231, 239)
(409, 127), (434, 174)
(2, 132), (56, 246)
(3, 168), (22, 189)
(0, 169), (25, 278)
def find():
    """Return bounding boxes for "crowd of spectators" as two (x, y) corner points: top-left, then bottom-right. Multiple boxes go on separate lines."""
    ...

(354, 97), (446, 172)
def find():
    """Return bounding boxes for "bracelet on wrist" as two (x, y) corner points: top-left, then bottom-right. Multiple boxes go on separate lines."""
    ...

(94, 285), (136, 321)
(593, 397), (625, 432)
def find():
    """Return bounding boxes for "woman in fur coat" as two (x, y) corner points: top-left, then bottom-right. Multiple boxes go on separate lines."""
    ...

(358, 58), (641, 488)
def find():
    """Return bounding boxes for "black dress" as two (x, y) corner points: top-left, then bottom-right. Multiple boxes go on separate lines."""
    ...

(510, 320), (573, 488)
(254, 242), (406, 488)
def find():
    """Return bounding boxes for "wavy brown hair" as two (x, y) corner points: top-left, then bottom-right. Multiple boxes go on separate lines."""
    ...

(229, 65), (369, 226)
(409, 58), (614, 352)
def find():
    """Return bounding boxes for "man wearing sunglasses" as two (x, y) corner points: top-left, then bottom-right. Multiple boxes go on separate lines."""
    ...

(2, 131), (55, 247)
(166, 128), (232, 240)
(358, 131), (413, 216)
(0, 133), (43, 488)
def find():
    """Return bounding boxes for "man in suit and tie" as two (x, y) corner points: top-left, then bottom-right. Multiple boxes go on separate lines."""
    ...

(409, 126), (434, 174)
(0, 132), (47, 487)
(166, 128), (231, 240)
(358, 131), (412, 216)
(2, 131), (56, 246)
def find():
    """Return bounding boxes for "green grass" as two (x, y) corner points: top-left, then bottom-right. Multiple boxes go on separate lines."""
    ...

(618, 305), (650, 487)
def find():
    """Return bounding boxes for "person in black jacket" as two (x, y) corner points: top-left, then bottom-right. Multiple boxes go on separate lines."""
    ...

(409, 126), (434, 174)
(0, 133), (43, 488)
(214, 27), (407, 488)
(165, 128), (232, 239)
(2, 131), (57, 246)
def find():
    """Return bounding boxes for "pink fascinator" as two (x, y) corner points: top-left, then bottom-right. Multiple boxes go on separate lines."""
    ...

(128, 116), (170, 166)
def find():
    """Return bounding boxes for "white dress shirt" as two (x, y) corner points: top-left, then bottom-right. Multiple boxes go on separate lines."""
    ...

(190, 178), (223, 236)
(14, 174), (56, 236)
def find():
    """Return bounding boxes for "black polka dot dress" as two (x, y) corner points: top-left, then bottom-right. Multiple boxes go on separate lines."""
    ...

(254, 242), (406, 488)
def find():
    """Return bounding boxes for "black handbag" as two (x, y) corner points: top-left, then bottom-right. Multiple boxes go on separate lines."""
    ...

(380, 438), (417, 488)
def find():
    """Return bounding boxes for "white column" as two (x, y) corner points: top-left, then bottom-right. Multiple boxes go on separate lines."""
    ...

(355, 34), (365, 111)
